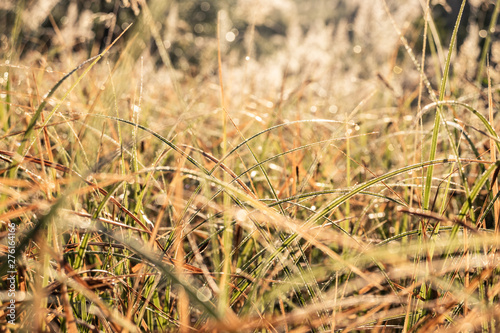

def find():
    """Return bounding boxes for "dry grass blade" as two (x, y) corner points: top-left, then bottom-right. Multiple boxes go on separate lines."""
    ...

(2, 2), (500, 332)
(397, 207), (479, 234)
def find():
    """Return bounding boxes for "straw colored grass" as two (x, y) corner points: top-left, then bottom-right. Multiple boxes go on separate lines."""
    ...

(1, 0), (500, 332)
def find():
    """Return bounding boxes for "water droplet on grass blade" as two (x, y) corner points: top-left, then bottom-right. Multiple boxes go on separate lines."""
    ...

(225, 31), (236, 42)
(197, 286), (212, 302)
(236, 209), (247, 222)
(393, 66), (403, 74)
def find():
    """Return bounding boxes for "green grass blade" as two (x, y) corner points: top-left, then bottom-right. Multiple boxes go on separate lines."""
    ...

(423, 0), (467, 210)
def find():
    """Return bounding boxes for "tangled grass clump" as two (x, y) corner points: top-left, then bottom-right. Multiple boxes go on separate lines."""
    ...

(1, 0), (500, 331)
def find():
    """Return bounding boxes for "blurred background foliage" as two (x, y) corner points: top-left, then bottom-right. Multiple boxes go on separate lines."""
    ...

(3, 0), (497, 75)
(1, 0), (500, 120)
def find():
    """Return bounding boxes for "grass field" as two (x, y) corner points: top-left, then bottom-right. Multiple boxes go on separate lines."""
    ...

(1, 0), (500, 332)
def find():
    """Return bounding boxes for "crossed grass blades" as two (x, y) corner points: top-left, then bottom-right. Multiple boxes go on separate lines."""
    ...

(1, 0), (500, 332)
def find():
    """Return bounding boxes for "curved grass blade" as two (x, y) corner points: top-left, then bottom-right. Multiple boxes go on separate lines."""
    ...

(456, 161), (500, 224)
(209, 119), (351, 175)
(0, 149), (157, 238)
(180, 144), (256, 198)
(477, 190), (500, 227)
(0, 195), (66, 276)
(268, 189), (406, 209)
(19, 55), (99, 149)
(423, 0), (467, 210)
(211, 118), (348, 311)
(228, 124), (325, 319)
(73, 180), (124, 271)
(249, 158), (493, 298)
(183, 136), (359, 230)
(96, 224), (221, 320)
(421, 100), (500, 153)
(308, 158), (488, 228)
(86, 114), (208, 174)
(20, 24), (133, 155)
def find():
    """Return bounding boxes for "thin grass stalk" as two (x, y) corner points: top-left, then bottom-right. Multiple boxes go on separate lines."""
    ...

(423, 0), (467, 210)
(487, 64), (500, 234)
(217, 11), (232, 317)
(411, 15), (431, 323)
(19, 24), (132, 158)
(477, 0), (500, 83)
(344, 114), (351, 232)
